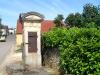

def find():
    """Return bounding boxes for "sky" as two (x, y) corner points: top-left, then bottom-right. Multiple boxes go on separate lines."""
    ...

(0, 0), (99, 28)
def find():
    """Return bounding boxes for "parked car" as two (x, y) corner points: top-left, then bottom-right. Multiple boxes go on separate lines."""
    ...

(0, 35), (6, 42)
(0, 29), (7, 42)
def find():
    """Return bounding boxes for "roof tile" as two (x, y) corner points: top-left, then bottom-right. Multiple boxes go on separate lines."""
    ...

(41, 20), (54, 32)
(16, 19), (22, 34)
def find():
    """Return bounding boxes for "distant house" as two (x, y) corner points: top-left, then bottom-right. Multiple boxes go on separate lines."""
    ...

(16, 15), (23, 47)
(16, 13), (54, 48)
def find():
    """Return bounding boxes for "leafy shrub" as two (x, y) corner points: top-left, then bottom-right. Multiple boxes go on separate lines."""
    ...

(85, 22), (97, 28)
(41, 27), (100, 75)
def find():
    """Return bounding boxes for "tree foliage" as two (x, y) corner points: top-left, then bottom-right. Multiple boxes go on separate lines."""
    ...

(65, 13), (75, 27)
(0, 18), (2, 36)
(54, 14), (64, 27)
(83, 4), (98, 22)
(65, 3), (100, 28)
(65, 13), (82, 27)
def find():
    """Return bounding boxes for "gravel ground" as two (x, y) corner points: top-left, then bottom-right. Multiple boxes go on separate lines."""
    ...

(0, 51), (56, 75)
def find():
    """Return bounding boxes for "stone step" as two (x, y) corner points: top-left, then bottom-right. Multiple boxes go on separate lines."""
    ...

(6, 64), (52, 75)
(10, 70), (52, 75)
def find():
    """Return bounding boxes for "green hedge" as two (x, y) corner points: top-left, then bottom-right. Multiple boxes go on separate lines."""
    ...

(41, 27), (100, 75)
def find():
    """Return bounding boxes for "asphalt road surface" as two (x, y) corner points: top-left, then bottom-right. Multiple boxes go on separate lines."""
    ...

(0, 35), (15, 64)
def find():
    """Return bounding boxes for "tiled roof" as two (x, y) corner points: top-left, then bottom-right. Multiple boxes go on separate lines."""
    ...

(16, 15), (54, 34)
(16, 18), (23, 34)
(41, 20), (54, 32)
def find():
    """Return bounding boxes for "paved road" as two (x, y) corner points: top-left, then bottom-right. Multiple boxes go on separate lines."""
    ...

(0, 35), (15, 64)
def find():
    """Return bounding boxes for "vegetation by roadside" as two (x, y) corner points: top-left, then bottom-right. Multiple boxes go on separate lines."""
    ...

(42, 27), (100, 75)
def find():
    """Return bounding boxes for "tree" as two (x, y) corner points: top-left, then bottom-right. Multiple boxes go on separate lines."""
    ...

(97, 5), (100, 14)
(65, 13), (82, 27)
(54, 14), (64, 27)
(0, 18), (2, 29)
(82, 3), (98, 23)
(95, 14), (100, 26)
(74, 13), (82, 27)
(0, 18), (2, 37)
(65, 13), (75, 27)
(95, 5), (100, 26)
(65, 3), (100, 28)
(85, 22), (97, 28)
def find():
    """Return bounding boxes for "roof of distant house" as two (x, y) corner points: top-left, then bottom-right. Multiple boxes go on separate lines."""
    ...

(16, 19), (23, 34)
(16, 14), (54, 34)
(41, 20), (54, 32)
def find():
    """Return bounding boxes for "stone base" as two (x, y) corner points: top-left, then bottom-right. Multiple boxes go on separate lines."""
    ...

(24, 53), (42, 70)
(6, 63), (52, 75)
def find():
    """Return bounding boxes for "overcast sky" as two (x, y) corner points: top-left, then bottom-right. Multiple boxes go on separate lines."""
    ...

(0, 0), (99, 28)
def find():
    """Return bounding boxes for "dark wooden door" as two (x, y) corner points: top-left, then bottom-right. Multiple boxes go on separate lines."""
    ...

(28, 32), (37, 52)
